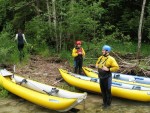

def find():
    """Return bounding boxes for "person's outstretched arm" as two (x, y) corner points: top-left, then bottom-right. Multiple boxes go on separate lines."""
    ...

(15, 34), (18, 41)
(23, 34), (27, 44)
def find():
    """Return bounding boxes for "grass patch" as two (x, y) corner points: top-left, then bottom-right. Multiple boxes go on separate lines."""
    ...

(0, 86), (9, 98)
(58, 82), (81, 92)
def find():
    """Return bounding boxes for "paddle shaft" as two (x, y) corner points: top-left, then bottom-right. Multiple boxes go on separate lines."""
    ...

(11, 65), (16, 83)
(13, 65), (16, 77)
(24, 79), (52, 95)
(52, 78), (63, 86)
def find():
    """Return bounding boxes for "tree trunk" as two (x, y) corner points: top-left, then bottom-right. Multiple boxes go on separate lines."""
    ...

(71, 0), (75, 43)
(52, 0), (58, 52)
(137, 0), (146, 60)
(59, 0), (63, 51)
(34, 0), (40, 15)
(46, 0), (51, 27)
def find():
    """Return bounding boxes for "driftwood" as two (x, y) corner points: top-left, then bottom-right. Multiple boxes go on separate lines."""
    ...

(145, 58), (150, 66)
(88, 63), (150, 77)
(112, 51), (150, 77)
(52, 78), (63, 86)
(145, 71), (150, 76)
(87, 51), (150, 77)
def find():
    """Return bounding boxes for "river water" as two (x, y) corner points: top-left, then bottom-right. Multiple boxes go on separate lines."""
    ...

(0, 93), (150, 113)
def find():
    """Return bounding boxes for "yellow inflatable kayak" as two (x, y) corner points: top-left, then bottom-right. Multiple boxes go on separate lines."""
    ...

(0, 69), (87, 112)
(59, 68), (150, 102)
(82, 67), (150, 87)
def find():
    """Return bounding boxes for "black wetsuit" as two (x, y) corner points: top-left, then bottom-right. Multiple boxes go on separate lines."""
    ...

(98, 70), (112, 107)
(74, 47), (83, 75)
(17, 33), (24, 51)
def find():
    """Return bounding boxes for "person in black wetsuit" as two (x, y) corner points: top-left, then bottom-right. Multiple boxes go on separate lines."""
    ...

(15, 29), (27, 62)
(95, 45), (119, 108)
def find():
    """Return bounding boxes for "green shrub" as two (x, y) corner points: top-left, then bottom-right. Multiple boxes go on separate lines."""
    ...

(0, 31), (18, 64)
(59, 50), (73, 65)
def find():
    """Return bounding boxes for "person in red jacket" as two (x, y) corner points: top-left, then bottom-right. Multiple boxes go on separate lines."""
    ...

(72, 41), (85, 74)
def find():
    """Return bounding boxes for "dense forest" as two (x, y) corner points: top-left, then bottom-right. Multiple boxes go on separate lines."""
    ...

(0, 0), (150, 64)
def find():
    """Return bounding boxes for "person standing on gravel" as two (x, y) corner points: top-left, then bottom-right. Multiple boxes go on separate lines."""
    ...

(96, 45), (119, 108)
(72, 40), (85, 75)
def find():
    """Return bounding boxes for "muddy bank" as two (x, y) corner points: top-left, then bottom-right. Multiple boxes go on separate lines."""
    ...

(1, 93), (150, 113)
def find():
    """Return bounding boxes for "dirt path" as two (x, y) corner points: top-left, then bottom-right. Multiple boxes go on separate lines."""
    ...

(9, 55), (72, 86)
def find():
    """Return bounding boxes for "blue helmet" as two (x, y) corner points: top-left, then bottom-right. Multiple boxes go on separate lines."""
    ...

(102, 45), (111, 52)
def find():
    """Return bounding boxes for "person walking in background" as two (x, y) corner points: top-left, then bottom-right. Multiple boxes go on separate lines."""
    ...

(95, 45), (119, 108)
(15, 29), (28, 62)
(72, 41), (85, 75)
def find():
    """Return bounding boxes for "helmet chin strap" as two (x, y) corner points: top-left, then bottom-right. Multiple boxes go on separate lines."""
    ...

(103, 51), (109, 56)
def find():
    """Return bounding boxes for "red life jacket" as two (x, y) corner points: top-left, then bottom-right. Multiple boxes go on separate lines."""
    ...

(77, 48), (82, 54)
(74, 47), (83, 60)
